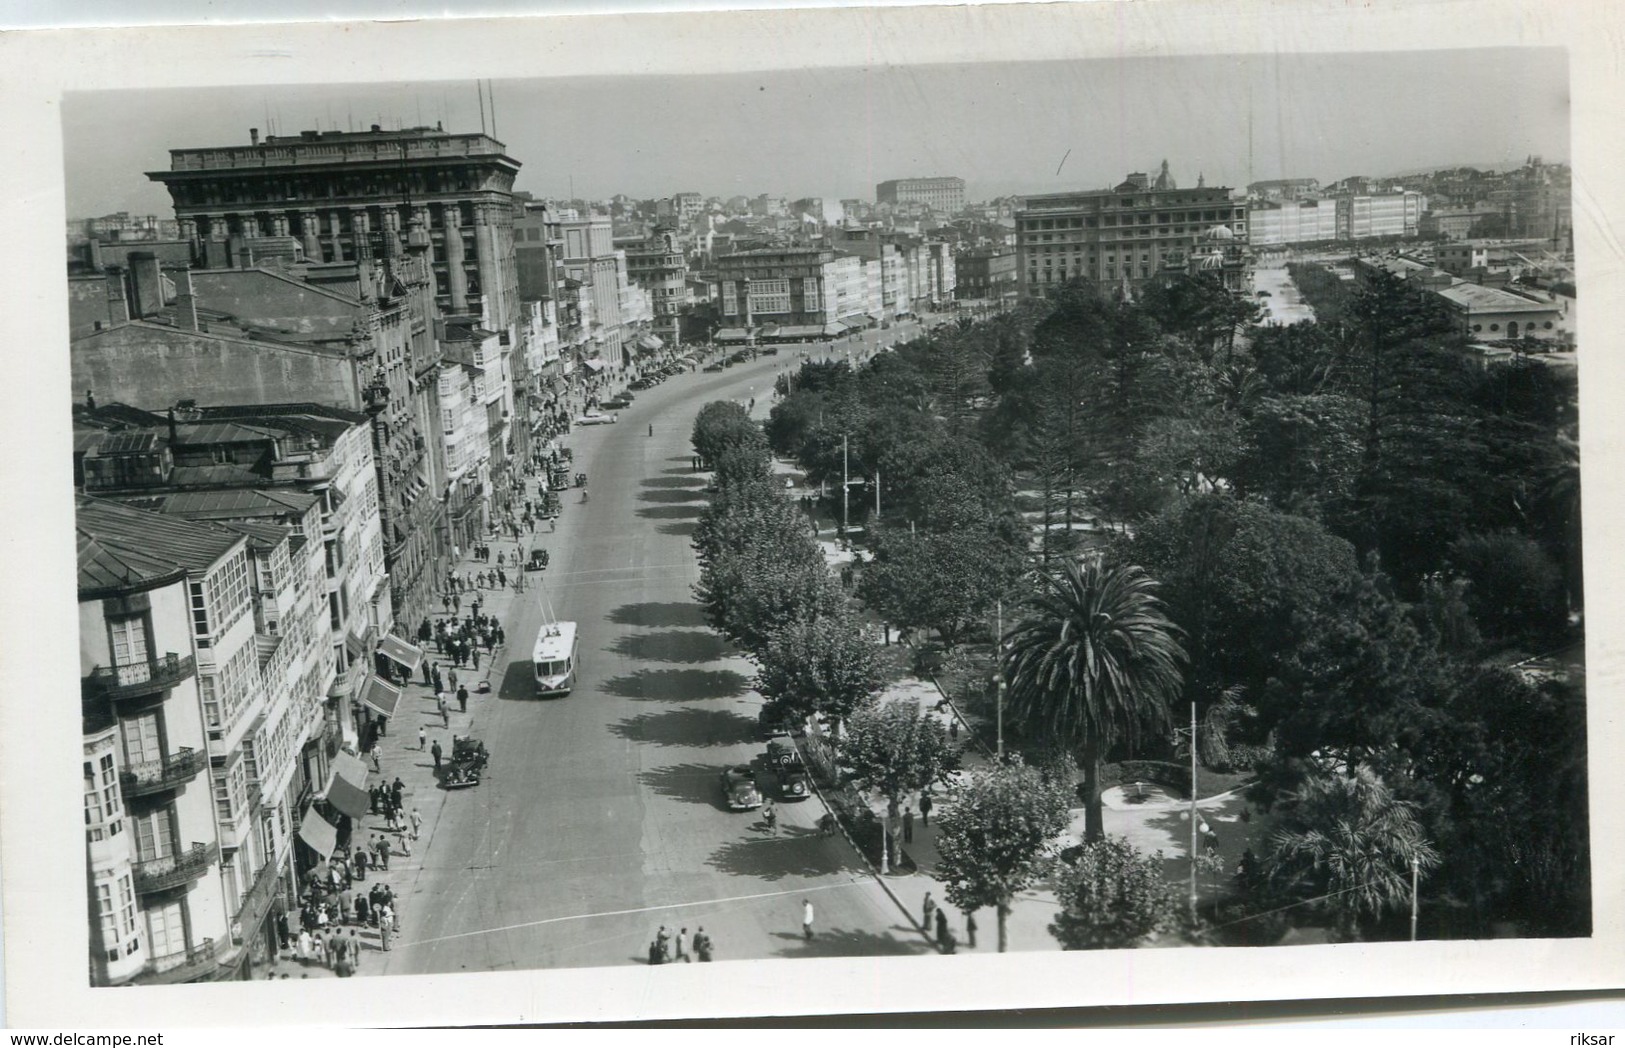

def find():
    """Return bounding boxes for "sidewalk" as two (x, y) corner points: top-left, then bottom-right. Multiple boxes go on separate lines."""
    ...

(261, 519), (542, 980)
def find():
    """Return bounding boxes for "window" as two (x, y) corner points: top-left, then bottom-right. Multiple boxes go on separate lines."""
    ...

(133, 807), (175, 863)
(109, 616), (149, 669)
(146, 899), (186, 957)
(200, 674), (221, 730)
(1490, 323), (1500, 331)
(121, 711), (162, 766)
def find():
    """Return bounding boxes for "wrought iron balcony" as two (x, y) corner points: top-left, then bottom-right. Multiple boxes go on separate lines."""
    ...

(133, 842), (215, 895)
(86, 653), (195, 701)
(233, 855), (283, 941)
(119, 747), (206, 798)
(138, 937), (219, 985)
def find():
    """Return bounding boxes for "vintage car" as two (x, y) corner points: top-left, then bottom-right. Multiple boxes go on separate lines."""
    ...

(720, 765), (762, 811)
(576, 412), (618, 426)
(443, 736), (490, 789)
(766, 740), (811, 800)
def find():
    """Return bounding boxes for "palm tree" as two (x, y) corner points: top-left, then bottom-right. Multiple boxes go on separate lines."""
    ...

(1264, 765), (1440, 941)
(1002, 555), (1187, 841)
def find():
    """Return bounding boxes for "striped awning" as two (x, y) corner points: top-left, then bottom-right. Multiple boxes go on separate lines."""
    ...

(357, 675), (402, 719)
(297, 807), (338, 858)
(376, 635), (424, 675)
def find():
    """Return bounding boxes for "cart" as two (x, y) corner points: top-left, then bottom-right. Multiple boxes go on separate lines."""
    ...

(550, 467), (571, 490)
(526, 548), (550, 571)
(574, 472), (587, 488)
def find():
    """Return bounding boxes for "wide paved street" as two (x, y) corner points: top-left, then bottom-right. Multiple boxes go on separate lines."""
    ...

(377, 348), (930, 975)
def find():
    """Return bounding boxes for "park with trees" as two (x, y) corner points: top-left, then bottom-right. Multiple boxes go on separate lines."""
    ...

(692, 261), (1587, 948)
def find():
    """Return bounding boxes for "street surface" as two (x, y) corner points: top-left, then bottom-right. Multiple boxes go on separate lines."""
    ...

(376, 342), (932, 975)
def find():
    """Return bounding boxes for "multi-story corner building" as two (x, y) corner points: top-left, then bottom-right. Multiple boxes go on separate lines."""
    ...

(1335, 191), (1425, 241)
(671, 193), (705, 225)
(955, 246), (1018, 302)
(715, 246), (863, 340)
(829, 229), (909, 320)
(622, 227), (688, 350)
(145, 122), (533, 523)
(555, 215), (628, 373)
(876, 177), (966, 214)
(70, 255), (446, 631)
(1248, 199), (1340, 246)
(81, 496), (238, 985)
(1016, 170), (1248, 296)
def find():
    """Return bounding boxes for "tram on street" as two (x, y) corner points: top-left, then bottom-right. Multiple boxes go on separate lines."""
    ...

(533, 620), (579, 696)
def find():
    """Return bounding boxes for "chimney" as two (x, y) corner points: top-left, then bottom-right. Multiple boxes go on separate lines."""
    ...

(104, 271), (130, 325)
(250, 128), (260, 146)
(175, 268), (200, 331)
(128, 252), (163, 318)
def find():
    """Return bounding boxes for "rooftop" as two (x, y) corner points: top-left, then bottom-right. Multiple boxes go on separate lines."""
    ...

(153, 126), (517, 177)
(1435, 283), (1560, 313)
(121, 487), (317, 520)
(77, 495), (244, 596)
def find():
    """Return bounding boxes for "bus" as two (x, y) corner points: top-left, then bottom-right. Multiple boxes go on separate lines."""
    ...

(532, 620), (579, 696)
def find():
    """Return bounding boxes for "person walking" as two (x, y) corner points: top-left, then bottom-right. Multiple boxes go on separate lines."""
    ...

(374, 834), (391, 872)
(763, 799), (777, 835)
(674, 927), (690, 963)
(935, 909), (956, 953)
(965, 910), (977, 949)
(471, 646), (480, 672)
(447, 667), (458, 693)
(378, 905), (394, 952)
(297, 928), (313, 965)
(409, 807), (422, 841)
(369, 744), (382, 773)
(432, 664), (443, 694)
(922, 891), (937, 933)
(919, 791), (933, 828)
(694, 927), (713, 962)
(354, 893), (370, 929)
(903, 805), (914, 844)
(440, 702), (450, 729)
(421, 660), (432, 687)
(457, 684), (468, 713)
(655, 925), (671, 964)
(353, 846), (369, 882)
(802, 899), (815, 941)
(418, 725), (427, 751)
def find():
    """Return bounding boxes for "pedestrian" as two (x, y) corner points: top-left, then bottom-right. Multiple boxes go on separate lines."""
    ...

(655, 925), (671, 964)
(349, 928), (361, 966)
(354, 893), (370, 929)
(392, 777), (405, 808)
(674, 927), (690, 962)
(802, 899), (815, 941)
(471, 647), (480, 672)
(353, 847), (369, 881)
(965, 910), (977, 949)
(378, 906), (394, 951)
(369, 744), (382, 772)
(375, 834), (390, 872)
(409, 807), (422, 841)
(448, 668), (458, 692)
(429, 737), (443, 769)
(457, 684), (468, 713)
(903, 805), (914, 843)
(818, 812), (837, 837)
(498, 567), (507, 589)
(297, 928), (313, 965)
(432, 665), (443, 693)
(922, 891), (936, 932)
(919, 791), (933, 827)
(399, 830), (412, 857)
(441, 704), (450, 729)
(935, 909), (956, 953)
(763, 800), (777, 835)
(369, 784), (382, 815)
(694, 927), (713, 962)
(418, 725), (427, 751)
(421, 660), (432, 686)
(338, 892), (352, 926)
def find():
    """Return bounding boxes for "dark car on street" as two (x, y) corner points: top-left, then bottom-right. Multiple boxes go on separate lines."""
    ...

(767, 740), (811, 800)
(703, 362), (724, 372)
(720, 765), (762, 810)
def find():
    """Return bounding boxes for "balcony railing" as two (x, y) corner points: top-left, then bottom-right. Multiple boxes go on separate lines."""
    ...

(86, 654), (195, 701)
(133, 842), (215, 895)
(233, 856), (283, 942)
(138, 937), (218, 985)
(119, 747), (207, 798)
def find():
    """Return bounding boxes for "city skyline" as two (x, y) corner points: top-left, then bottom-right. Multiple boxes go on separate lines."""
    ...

(63, 47), (1568, 219)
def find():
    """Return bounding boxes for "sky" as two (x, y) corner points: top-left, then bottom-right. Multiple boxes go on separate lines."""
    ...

(62, 47), (1570, 219)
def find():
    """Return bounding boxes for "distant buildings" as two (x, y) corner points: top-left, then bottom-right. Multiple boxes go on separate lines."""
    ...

(1017, 167), (1249, 296)
(955, 246), (1018, 303)
(876, 177), (966, 214)
(621, 227), (689, 350)
(1350, 254), (1563, 343)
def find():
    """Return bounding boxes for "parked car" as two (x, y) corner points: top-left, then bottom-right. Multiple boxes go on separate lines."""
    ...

(761, 346), (780, 355)
(766, 740), (811, 800)
(576, 412), (617, 425)
(601, 396), (632, 411)
(720, 765), (762, 810)
(629, 379), (652, 390)
(703, 363), (724, 372)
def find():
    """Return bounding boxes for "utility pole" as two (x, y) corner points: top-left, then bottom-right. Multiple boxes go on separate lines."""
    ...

(874, 469), (880, 519)
(995, 600), (1005, 759)
(1410, 856), (1420, 941)
(841, 433), (850, 536)
(1189, 700), (1199, 921)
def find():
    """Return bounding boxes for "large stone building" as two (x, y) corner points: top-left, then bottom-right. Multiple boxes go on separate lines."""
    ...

(715, 247), (868, 339)
(876, 177), (966, 214)
(1017, 169), (1248, 296)
(621, 227), (688, 350)
(955, 246), (1018, 302)
(1248, 199), (1340, 246)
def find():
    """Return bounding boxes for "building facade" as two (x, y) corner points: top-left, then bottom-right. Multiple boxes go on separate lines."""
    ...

(1017, 172), (1248, 296)
(955, 247), (1018, 302)
(876, 177), (966, 214)
(1336, 191), (1425, 241)
(1248, 199), (1340, 246)
(622, 227), (689, 350)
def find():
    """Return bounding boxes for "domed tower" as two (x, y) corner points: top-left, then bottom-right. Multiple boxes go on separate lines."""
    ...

(1153, 160), (1177, 191)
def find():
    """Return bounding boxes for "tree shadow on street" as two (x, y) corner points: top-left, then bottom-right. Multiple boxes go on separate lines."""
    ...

(704, 828), (864, 882)
(636, 761), (732, 809)
(638, 488), (709, 504)
(608, 602), (708, 628)
(606, 630), (726, 664)
(766, 925), (932, 959)
(642, 476), (706, 490)
(607, 706), (758, 748)
(636, 503), (705, 521)
(600, 667), (750, 702)
(657, 521), (697, 538)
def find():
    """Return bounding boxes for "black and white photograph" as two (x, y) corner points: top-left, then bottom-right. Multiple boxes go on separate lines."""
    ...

(2, 0), (1624, 1030)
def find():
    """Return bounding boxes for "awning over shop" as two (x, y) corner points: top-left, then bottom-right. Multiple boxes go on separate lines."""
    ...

(715, 328), (750, 342)
(823, 322), (847, 336)
(357, 674), (403, 719)
(840, 314), (869, 328)
(322, 752), (371, 820)
(773, 325), (825, 339)
(376, 635), (424, 675)
(297, 807), (338, 858)
(636, 334), (664, 352)
(758, 324), (781, 338)
(345, 627), (370, 658)
(582, 358), (606, 372)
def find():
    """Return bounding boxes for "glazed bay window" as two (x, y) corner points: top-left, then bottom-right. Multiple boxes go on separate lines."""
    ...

(84, 754), (124, 841)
